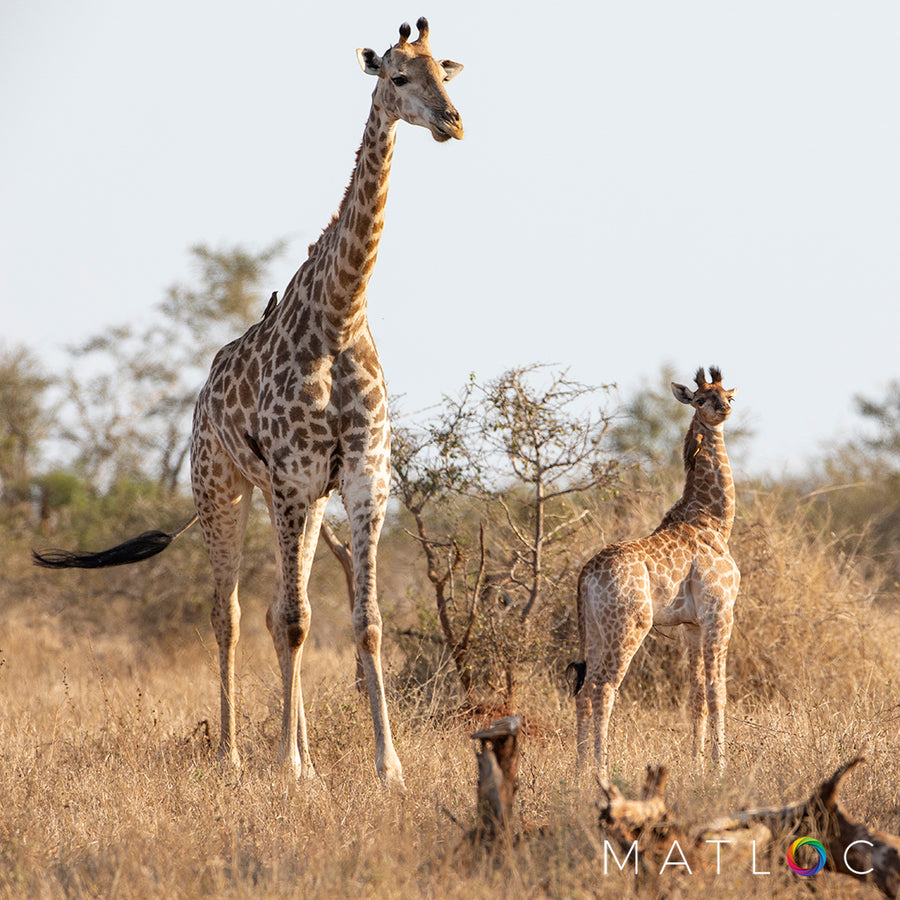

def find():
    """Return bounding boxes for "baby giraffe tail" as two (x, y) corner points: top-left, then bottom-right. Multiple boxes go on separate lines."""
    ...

(565, 660), (587, 696)
(565, 568), (588, 695)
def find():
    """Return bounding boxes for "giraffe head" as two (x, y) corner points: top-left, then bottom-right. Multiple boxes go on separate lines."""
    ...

(671, 367), (737, 428)
(357, 17), (464, 142)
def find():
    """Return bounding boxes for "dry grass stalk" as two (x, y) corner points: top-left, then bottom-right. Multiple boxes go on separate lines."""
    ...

(4, 484), (899, 897)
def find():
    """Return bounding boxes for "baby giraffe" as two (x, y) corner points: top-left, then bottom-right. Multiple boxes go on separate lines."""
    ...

(569, 367), (739, 777)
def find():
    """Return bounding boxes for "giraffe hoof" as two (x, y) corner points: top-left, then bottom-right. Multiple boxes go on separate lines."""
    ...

(377, 758), (406, 792)
(281, 756), (317, 782)
(380, 771), (406, 794)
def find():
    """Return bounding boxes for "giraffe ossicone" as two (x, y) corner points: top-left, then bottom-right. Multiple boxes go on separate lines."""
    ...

(33, 17), (464, 788)
(569, 367), (740, 778)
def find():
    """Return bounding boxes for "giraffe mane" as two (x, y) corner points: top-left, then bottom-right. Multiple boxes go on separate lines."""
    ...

(312, 136), (369, 252)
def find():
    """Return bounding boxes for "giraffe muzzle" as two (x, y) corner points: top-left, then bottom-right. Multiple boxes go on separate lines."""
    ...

(431, 108), (464, 142)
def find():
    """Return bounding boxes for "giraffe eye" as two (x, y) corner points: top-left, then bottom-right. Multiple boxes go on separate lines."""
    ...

(391, 74), (409, 86)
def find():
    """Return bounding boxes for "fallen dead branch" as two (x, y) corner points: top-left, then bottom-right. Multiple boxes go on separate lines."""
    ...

(465, 717), (898, 896)
(598, 756), (900, 897)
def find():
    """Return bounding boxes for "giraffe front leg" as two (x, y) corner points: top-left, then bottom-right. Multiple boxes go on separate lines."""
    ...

(705, 659), (727, 773)
(684, 625), (708, 763)
(266, 494), (327, 780)
(702, 617), (734, 774)
(344, 479), (403, 789)
(268, 621), (313, 779)
(702, 567), (738, 773)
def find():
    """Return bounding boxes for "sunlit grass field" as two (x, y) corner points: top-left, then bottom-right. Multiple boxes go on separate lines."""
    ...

(2, 489), (898, 898)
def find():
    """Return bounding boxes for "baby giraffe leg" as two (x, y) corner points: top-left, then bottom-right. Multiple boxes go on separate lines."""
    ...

(684, 625), (709, 762)
(574, 681), (593, 771)
(591, 681), (618, 780)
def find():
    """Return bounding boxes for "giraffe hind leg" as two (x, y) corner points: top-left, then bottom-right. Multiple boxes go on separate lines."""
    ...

(192, 461), (254, 770)
(583, 585), (653, 778)
(573, 668), (592, 771)
(591, 681), (617, 780)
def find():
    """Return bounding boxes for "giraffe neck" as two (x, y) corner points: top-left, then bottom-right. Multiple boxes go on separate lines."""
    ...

(283, 96), (398, 345)
(658, 417), (735, 539)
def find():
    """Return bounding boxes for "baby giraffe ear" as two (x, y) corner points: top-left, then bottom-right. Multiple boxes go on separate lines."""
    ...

(671, 382), (695, 405)
(439, 59), (464, 82)
(357, 48), (382, 75)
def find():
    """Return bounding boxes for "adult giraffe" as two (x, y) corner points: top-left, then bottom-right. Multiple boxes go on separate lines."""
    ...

(568, 367), (739, 778)
(34, 17), (464, 787)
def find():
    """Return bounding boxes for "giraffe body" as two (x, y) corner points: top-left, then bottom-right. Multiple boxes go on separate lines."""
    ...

(33, 18), (463, 787)
(191, 17), (463, 785)
(572, 368), (739, 778)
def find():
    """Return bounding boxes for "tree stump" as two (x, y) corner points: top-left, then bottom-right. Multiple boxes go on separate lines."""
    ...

(471, 715), (521, 843)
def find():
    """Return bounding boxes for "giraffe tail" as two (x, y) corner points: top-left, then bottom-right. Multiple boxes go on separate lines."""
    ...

(32, 514), (199, 569)
(564, 567), (588, 695)
(565, 661), (587, 696)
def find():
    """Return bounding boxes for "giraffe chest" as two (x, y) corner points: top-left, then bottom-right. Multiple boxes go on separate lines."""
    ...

(253, 342), (389, 491)
(256, 340), (385, 427)
(197, 317), (390, 502)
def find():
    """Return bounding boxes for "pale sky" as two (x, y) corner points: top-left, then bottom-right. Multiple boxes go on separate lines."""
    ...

(2, 1), (898, 477)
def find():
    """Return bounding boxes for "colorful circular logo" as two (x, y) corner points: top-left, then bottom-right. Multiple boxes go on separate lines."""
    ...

(786, 837), (827, 876)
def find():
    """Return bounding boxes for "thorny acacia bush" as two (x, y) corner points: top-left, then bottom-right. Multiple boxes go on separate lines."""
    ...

(390, 367), (619, 714)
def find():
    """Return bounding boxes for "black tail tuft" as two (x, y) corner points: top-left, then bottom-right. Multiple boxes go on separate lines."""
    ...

(32, 529), (177, 569)
(565, 661), (587, 696)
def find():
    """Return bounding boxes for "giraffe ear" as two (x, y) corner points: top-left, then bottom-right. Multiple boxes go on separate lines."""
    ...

(439, 59), (464, 82)
(357, 48), (382, 75)
(671, 382), (695, 405)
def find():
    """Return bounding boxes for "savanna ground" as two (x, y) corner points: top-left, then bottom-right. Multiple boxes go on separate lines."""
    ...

(1, 485), (899, 899)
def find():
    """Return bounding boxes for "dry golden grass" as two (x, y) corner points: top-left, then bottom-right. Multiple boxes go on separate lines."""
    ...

(2, 489), (898, 898)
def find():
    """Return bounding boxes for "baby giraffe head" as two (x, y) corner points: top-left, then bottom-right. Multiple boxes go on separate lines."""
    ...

(671, 367), (737, 428)
(357, 17), (464, 142)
